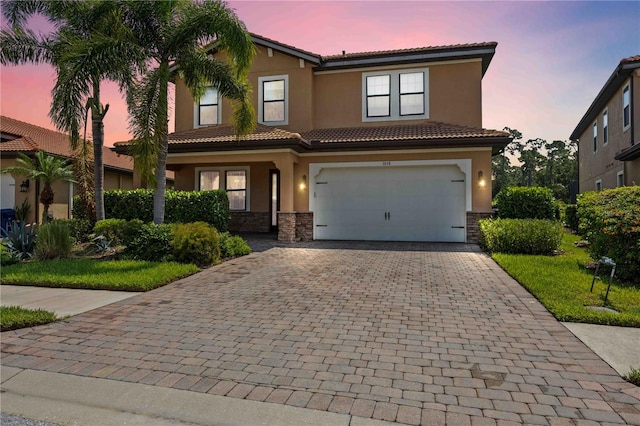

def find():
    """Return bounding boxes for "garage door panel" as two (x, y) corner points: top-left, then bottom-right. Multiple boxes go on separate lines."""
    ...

(313, 165), (466, 242)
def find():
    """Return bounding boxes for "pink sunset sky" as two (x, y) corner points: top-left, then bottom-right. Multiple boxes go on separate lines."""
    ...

(1, 1), (639, 147)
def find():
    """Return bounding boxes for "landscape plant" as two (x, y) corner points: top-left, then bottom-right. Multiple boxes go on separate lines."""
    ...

(94, 218), (127, 245)
(1, 220), (38, 260)
(171, 222), (220, 267)
(123, 223), (173, 262)
(220, 232), (252, 258)
(35, 220), (72, 260)
(480, 218), (563, 255)
(494, 186), (557, 220)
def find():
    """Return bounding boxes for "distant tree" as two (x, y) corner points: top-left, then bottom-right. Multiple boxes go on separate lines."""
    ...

(2, 151), (75, 223)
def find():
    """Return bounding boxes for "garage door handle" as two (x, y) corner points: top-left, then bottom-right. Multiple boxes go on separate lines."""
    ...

(451, 226), (465, 229)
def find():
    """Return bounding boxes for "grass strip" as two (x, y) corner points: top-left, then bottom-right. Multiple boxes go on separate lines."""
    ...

(1, 306), (58, 331)
(492, 233), (640, 327)
(0, 259), (199, 292)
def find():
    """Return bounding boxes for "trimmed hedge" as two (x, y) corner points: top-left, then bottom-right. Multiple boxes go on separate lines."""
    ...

(94, 219), (127, 245)
(564, 204), (578, 232)
(494, 186), (556, 220)
(171, 222), (220, 267)
(104, 189), (230, 231)
(578, 186), (640, 284)
(480, 218), (564, 255)
(122, 223), (173, 262)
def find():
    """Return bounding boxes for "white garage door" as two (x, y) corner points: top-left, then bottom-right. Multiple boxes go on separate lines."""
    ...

(313, 165), (466, 242)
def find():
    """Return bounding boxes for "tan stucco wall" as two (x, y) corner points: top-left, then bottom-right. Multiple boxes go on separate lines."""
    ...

(313, 60), (483, 129)
(578, 76), (635, 191)
(104, 170), (134, 190)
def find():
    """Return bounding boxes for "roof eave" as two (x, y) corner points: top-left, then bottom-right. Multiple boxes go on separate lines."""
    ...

(165, 138), (311, 154)
(251, 34), (322, 65)
(614, 143), (640, 161)
(570, 60), (640, 140)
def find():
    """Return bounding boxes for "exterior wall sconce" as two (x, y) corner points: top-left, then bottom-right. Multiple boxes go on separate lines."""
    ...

(19, 179), (30, 192)
(299, 174), (307, 191)
(477, 171), (486, 188)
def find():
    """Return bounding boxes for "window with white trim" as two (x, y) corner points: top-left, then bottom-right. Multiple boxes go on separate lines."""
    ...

(593, 121), (597, 153)
(362, 68), (429, 122)
(258, 75), (288, 125)
(196, 167), (249, 211)
(195, 87), (220, 127)
(595, 179), (602, 191)
(617, 171), (624, 187)
(623, 84), (630, 130)
(603, 109), (608, 145)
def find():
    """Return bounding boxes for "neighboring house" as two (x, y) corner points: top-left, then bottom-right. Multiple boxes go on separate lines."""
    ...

(0, 116), (136, 223)
(115, 34), (511, 243)
(570, 55), (640, 193)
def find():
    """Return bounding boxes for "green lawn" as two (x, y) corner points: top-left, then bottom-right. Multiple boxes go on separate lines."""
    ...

(0, 259), (199, 292)
(1, 306), (58, 331)
(492, 233), (640, 327)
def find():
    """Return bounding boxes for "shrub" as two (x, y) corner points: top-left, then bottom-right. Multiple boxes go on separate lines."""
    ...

(123, 223), (173, 262)
(35, 220), (72, 260)
(565, 204), (579, 232)
(104, 189), (230, 231)
(61, 218), (94, 243)
(220, 232), (252, 258)
(577, 186), (640, 284)
(479, 218), (564, 255)
(171, 222), (220, 267)
(122, 219), (145, 246)
(1, 220), (38, 260)
(0, 247), (21, 266)
(494, 186), (556, 220)
(94, 218), (127, 245)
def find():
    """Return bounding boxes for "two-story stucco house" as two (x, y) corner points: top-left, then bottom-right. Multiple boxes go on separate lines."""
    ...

(116, 34), (510, 243)
(570, 55), (640, 192)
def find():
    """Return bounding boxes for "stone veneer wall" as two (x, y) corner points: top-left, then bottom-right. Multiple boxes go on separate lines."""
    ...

(278, 212), (313, 242)
(466, 211), (494, 244)
(228, 212), (271, 233)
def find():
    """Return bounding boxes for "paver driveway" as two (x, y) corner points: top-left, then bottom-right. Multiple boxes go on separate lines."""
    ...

(2, 242), (639, 425)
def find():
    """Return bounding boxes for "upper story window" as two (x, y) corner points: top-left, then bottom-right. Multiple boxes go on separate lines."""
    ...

(195, 87), (219, 127)
(622, 84), (630, 130)
(603, 109), (608, 146)
(258, 75), (288, 125)
(362, 68), (429, 122)
(593, 121), (597, 153)
(197, 167), (249, 211)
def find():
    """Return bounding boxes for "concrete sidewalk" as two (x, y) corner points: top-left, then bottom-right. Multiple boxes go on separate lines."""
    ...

(1, 367), (395, 426)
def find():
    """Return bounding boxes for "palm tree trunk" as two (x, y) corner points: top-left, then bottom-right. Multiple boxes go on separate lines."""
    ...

(153, 64), (170, 225)
(91, 79), (106, 222)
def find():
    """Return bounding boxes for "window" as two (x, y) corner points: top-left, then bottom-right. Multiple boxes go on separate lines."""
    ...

(593, 122), (597, 153)
(400, 72), (425, 116)
(595, 179), (602, 191)
(603, 110), (608, 145)
(258, 75), (288, 125)
(623, 84), (630, 130)
(366, 75), (390, 117)
(196, 167), (249, 211)
(362, 68), (429, 122)
(196, 87), (219, 126)
(617, 171), (624, 187)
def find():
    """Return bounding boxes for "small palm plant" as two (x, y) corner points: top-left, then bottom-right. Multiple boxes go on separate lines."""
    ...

(2, 151), (76, 223)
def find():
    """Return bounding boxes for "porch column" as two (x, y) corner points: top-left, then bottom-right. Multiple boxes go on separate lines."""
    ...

(274, 153), (297, 242)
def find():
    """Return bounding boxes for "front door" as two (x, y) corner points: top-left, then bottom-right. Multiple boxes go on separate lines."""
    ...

(269, 170), (280, 232)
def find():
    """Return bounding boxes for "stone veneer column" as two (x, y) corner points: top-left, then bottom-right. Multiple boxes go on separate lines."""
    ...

(278, 212), (314, 242)
(294, 212), (313, 241)
(466, 211), (494, 244)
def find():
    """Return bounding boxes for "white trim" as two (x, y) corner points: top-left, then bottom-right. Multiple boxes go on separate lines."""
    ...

(314, 58), (480, 75)
(617, 170), (624, 187)
(194, 166), (250, 211)
(299, 59), (305, 68)
(258, 74), (289, 126)
(362, 68), (429, 122)
(193, 87), (221, 128)
(602, 108), (609, 146)
(309, 159), (472, 215)
(622, 83), (631, 131)
(595, 179), (602, 191)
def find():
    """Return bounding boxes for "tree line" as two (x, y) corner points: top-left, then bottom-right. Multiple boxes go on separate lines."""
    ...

(493, 128), (577, 203)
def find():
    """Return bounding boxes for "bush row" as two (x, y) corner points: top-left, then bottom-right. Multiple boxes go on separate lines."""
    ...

(73, 189), (231, 232)
(494, 186), (557, 220)
(480, 218), (564, 255)
(577, 186), (640, 284)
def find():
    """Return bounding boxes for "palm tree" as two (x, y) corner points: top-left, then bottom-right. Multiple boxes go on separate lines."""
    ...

(124, 0), (255, 224)
(0, 0), (144, 222)
(2, 151), (76, 223)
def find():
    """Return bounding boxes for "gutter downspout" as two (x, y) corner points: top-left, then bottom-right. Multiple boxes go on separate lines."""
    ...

(631, 76), (635, 146)
(34, 179), (40, 224)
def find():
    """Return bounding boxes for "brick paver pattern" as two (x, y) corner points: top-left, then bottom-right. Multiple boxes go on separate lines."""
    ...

(2, 241), (640, 425)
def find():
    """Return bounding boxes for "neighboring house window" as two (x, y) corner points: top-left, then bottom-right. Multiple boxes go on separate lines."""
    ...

(226, 170), (247, 211)
(623, 84), (630, 130)
(362, 68), (429, 122)
(196, 87), (219, 127)
(592, 122), (597, 153)
(603, 110), (608, 145)
(196, 167), (249, 211)
(617, 171), (624, 187)
(595, 179), (602, 191)
(399, 72), (425, 116)
(366, 75), (391, 117)
(258, 75), (288, 125)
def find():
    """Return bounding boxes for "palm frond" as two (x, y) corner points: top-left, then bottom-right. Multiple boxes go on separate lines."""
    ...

(0, 28), (55, 65)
